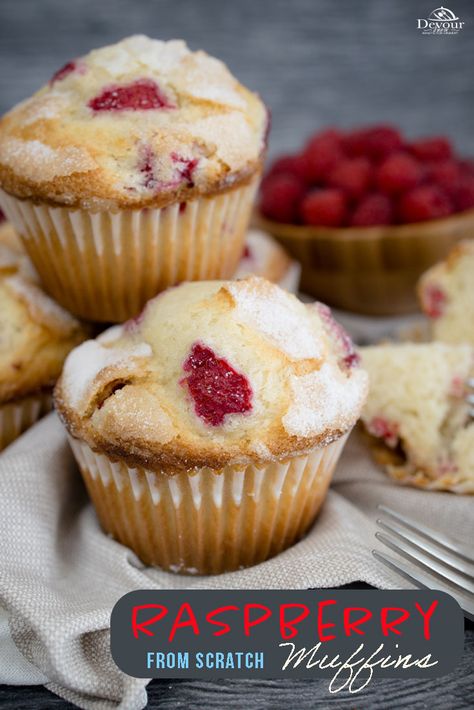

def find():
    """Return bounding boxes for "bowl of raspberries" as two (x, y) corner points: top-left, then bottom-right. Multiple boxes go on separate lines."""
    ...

(257, 125), (474, 315)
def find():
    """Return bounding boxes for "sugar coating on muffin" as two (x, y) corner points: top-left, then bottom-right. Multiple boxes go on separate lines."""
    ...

(55, 277), (368, 471)
(0, 272), (86, 403)
(360, 342), (474, 492)
(234, 229), (301, 292)
(0, 35), (268, 210)
(418, 239), (474, 346)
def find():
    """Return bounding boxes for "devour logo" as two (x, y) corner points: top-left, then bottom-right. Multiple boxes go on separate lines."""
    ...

(417, 6), (464, 34)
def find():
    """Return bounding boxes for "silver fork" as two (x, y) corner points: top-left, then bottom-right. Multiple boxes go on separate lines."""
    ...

(373, 505), (474, 621)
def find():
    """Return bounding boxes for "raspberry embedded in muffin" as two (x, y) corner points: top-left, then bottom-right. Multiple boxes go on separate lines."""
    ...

(88, 78), (175, 112)
(314, 301), (360, 369)
(51, 60), (82, 84)
(366, 416), (399, 448)
(421, 283), (446, 319)
(181, 342), (253, 426)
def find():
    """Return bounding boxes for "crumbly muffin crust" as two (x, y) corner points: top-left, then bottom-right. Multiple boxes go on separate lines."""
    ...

(0, 35), (268, 210)
(55, 277), (368, 472)
(360, 342), (474, 493)
(0, 272), (86, 403)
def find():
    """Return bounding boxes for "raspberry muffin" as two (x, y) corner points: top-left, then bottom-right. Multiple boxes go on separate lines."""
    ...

(55, 277), (367, 574)
(234, 229), (300, 292)
(418, 240), (474, 345)
(360, 343), (473, 493)
(0, 35), (268, 322)
(0, 268), (86, 451)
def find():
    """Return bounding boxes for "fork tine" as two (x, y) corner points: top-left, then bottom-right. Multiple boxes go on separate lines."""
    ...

(372, 550), (474, 622)
(377, 505), (473, 563)
(375, 531), (474, 595)
(376, 518), (474, 580)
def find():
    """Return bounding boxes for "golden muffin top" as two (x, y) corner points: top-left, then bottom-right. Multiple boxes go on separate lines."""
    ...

(55, 277), (368, 472)
(0, 36), (268, 211)
(0, 267), (86, 403)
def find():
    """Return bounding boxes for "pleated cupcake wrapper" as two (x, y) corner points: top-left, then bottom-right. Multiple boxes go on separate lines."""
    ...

(0, 178), (258, 323)
(68, 432), (349, 575)
(0, 391), (52, 452)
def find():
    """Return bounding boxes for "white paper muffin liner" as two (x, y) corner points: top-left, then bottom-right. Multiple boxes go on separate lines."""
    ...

(68, 432), (349, 575)
(0, 391), (52, 452)
(0, 178), (259, 323)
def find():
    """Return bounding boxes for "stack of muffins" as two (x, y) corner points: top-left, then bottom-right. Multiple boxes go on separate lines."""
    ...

(0, 36), (368, 574)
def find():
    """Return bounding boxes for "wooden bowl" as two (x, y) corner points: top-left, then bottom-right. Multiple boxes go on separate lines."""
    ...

(255, 209), (474, 315)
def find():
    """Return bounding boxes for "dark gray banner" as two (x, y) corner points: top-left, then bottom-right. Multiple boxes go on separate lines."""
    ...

(111, 590), (463, 692)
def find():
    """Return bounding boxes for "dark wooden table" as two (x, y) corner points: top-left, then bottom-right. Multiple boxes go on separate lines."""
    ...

(0, 0), (473, 707)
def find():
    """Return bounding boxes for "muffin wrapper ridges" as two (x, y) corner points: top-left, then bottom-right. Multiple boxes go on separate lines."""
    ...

(0, 391), (52, 451)
(68, 432), (349, 575)
(0, 178), (258, 323)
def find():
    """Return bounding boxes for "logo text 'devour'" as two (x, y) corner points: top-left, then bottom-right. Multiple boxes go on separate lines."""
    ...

(417, 6), (465, 34)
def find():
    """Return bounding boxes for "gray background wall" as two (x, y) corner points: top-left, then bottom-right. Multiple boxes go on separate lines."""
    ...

(0, 0), (472, 158)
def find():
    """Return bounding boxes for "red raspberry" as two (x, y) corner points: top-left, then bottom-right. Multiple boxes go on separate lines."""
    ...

(302, 130), (344, 183)
(350, 193), (393, 226)
(398, 186), (452, 223)
(453, 176), (474, 212)
(410, 137), (452, 162)
(300, 189), (347, 227)
(181, 343), (252, 426)
(376, 152), (422, 195)
(421, 284), (446, 319)
(305, 128), (343, 150)
(88, 79), (174, 112)
(344, 125), (402, 161)
(459, 159), (474, 176)
(51, 60), (78, 84)
(425, 160), (461, 193)
(137, 145), (157, 190)
(368, 417), (399, 448)
(171, 152), (198, 186)
(328, 157), (372, 198)
(315, 302), (360, 368)
(263, 153), (308, 184)
(260, 174), (305, 223)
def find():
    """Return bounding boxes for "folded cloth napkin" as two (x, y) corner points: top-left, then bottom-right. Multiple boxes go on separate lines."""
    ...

(0, 413), (472, 709)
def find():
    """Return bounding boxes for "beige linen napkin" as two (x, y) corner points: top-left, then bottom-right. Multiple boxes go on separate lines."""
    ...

(0, 413), (472, 709)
